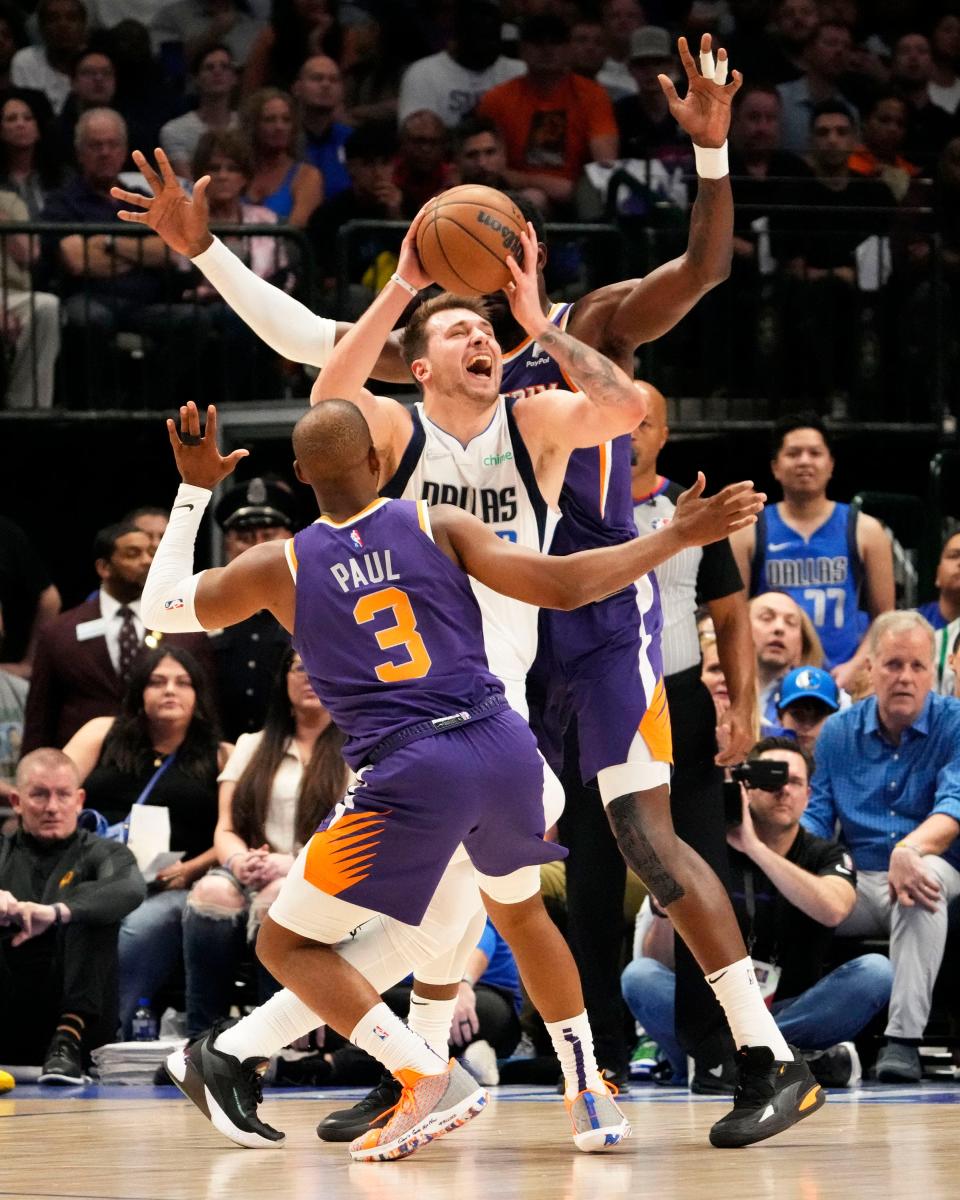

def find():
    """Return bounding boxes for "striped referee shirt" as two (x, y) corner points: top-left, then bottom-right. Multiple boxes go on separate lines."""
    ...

(802, 692), (960, 874)
(632, 479), (742, 676)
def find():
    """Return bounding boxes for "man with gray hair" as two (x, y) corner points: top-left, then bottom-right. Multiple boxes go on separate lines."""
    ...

(40, 107), (190, 402)
(0, 749), (144, 1085)
(802, 610), (960, 1082)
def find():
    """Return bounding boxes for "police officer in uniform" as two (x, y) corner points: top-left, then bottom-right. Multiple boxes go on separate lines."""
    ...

(210, 478), (295, 741)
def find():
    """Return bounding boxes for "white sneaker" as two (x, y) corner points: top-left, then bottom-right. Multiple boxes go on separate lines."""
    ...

(460, 1039), (499, 1086)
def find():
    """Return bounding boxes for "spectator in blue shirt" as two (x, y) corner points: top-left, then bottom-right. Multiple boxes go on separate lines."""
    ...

(292, 55), (352, 204)
(916, 531), (960, 633)
(802, 610), (960, 1083)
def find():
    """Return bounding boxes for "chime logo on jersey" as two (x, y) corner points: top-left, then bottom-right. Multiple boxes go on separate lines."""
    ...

(350, 529), (364, 551)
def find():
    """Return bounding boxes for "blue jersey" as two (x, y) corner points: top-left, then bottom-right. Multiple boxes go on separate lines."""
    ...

(750, 502), (865, 668)
(288, 498), (503, 767)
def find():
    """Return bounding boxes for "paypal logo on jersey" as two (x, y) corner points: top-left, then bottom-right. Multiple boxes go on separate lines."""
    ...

(350, 528), (364, 551)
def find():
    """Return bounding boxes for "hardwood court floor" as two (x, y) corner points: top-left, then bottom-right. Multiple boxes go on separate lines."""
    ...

(2, 1082), (959, 1200)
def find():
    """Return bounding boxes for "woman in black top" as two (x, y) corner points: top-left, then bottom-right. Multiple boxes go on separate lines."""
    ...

(65, 646), (231, 1038)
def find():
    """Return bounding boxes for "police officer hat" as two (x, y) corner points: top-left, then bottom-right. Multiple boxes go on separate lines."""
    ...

(214, 477), (296, 532)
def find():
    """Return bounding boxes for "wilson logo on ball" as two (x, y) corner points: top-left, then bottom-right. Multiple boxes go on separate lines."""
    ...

(476, 211), (522, 257)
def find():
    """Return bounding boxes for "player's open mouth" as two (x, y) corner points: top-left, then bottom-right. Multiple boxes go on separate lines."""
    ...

(466, 354), (493, 377)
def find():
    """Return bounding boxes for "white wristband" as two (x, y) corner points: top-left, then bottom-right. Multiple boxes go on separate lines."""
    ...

(694, 140), (729, 180)
(389, 272), (419, 297)
(141, 483), (211, 633)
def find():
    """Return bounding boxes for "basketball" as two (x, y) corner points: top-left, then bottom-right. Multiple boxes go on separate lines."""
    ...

(416, 185), (527, 296)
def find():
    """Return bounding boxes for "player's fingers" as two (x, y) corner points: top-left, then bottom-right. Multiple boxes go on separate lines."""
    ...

(166, 417), (180, 450)
(186, 400), (201, 437)
(111, 186), (152, 209)
(115, 209), (151, 225)
(155, 146), (178, 187)
(504, 253), (523, 283)
(715, 48), (729, 85)
(132, 149), (163, 194)
(657, 74), (680, 105)
(224, 449), (250, 469)
(727, 515), (759, 532)
(699, 33), (715, 81)
(193, 174), (211, 208)
(676, 35), (698, 82)
(728, 68), (744, 95)
(205, 402), (218, 441)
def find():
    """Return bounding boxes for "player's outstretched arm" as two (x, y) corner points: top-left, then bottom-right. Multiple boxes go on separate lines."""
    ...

(571, 35), (742, 359)
(312, 208), (431, 407)
(432, 474), (764, 610)
(141, 403), (295, 634)
(505, 222), (648, 447)
(111, 148), (410, 380)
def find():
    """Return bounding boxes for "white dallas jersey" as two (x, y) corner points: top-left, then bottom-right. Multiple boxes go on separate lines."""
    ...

(381, 396), (558, 683)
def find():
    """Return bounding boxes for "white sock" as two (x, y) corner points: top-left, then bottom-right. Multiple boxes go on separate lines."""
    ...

(215, 988), (322, 1061)
(407, 993), (456, 1058)
(544, 1012), (606, 1099)
(706, 957), (791, 1061)
(351, 1002), (447, 1077)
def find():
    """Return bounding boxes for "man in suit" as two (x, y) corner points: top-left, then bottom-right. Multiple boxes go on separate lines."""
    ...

(21, 520), (212, 752)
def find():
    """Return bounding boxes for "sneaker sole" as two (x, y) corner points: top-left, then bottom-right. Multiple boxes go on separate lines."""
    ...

(165, 1047), (210, 1120)
(573, 1118), (632, 1152)
(203, 1084), (286, 1150)
(350, 1086), (489, 1163)
(710, 1081), (826, 1148)
(37, 1072), (89, 1086)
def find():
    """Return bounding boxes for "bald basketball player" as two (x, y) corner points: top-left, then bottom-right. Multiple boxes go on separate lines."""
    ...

(145, 400), (763, 1158)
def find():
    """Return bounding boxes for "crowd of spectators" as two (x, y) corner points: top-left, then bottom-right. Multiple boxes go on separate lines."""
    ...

(0, 0), (956, 409)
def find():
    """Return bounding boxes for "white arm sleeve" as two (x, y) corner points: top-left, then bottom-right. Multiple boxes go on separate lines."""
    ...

(191, 237), (337, 368)
(141, 483), (212, 632)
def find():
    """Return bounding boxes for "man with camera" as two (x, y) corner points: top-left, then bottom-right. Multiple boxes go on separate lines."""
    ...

(622, 737), (893, 1087)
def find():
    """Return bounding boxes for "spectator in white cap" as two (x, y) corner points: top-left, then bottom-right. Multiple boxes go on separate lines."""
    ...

(776, 666), (840, 754)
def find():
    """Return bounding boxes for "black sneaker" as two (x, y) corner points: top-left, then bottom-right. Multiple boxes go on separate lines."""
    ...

(316, 1071), (403, 1143)
(709, 1045), (825, 1148)
(165, 1029), (284, 1148)
(39, 1032), (87, 1086)
(805, 1042), (861, 1089)
(690, 1052), (737, 1095)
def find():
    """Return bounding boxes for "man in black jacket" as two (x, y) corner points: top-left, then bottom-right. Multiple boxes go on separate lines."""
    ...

(0, 748), (145, 1084)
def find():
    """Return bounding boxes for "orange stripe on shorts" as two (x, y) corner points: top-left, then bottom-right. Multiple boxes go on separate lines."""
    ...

(637, 676), (673, 765)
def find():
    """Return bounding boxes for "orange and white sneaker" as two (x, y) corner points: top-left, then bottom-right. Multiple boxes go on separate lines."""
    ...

(565, 1081), (632, 1152)
(349, 1059), (488, 1163)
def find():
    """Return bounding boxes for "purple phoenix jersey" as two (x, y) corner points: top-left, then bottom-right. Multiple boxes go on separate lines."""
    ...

(283, 497), (563, 925)
(501, 302), (669, 785)
(287, 497), (504, 768)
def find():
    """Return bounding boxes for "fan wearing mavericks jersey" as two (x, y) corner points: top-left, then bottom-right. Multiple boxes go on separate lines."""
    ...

(730, 413), (894, 693)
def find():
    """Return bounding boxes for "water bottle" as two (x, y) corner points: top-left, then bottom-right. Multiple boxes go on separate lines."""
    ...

(131, 998), (158, 1041)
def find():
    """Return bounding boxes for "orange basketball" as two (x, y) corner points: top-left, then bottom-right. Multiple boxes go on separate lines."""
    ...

(416, 185), (526, 296)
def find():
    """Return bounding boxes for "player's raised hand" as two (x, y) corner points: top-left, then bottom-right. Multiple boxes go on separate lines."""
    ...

(111, 148), (213, 259)
(503, 222), (543, 335)
(672, 474), (765, 547)
(396, 201), (436, 291)
(658, 34), (742, 149)
(167, 402), (249, 490)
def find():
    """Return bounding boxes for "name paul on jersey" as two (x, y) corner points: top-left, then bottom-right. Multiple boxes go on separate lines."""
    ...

(330, 550), (401, 593)
(420, 481), (518, 524)
(766, 556), (849, 588)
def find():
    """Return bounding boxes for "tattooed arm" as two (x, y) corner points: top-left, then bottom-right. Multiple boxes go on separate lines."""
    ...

(505, 223), (648, 457)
